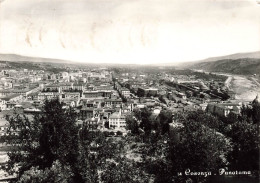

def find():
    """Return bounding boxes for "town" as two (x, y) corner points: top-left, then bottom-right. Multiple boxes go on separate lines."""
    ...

(0, 63), (246, 137)
(0, 0), (259, 182)
(0, 61), (259, 182)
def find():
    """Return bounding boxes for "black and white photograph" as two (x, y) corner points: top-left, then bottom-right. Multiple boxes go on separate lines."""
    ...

(0, 0), (259, 182)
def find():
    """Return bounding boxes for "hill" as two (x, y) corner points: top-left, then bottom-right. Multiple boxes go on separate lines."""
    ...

(0, 54), (71, 64)
(196, 51), (260, 63)
(188, 58), (260, 75)
(177, 51), (260, 75)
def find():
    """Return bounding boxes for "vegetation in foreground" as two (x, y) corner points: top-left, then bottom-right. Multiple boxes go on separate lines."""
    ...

(2, 98), (259, 183)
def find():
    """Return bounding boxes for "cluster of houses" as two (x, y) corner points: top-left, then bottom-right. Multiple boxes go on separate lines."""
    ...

(0, 67), (257, 138)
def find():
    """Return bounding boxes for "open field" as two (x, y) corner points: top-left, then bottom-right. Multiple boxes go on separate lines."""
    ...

(231, 75), (260, 101)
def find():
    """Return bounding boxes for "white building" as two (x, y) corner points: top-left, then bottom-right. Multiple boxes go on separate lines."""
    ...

(109, 111), (126, 129)
(121, 88), (131, 98)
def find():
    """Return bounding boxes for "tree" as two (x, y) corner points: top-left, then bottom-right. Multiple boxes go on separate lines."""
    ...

(158, 109), (173, 134)
(252, 100), (260, 124)
(184, 110), (224, 132)
(100, 157), (149, 183)
(227, 119), (259, 174)
(138, 107), (154, 135)
(141, 134), (172, 183)
(126, 114), (139, 135)
(104, 121), (109, 128)
(137, 88), (145, 97)
(167, 112), (232, 182)
(17, 161), (74, 183)
(5, 99), (94, 182)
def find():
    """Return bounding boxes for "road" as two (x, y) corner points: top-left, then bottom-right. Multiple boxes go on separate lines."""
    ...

(250, 77), (260, 87)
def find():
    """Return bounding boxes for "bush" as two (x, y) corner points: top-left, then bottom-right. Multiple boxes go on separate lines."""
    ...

(116, 131), (123, 136)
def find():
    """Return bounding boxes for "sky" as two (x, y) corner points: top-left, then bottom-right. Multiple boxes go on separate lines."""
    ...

(0, 0), (259, 64)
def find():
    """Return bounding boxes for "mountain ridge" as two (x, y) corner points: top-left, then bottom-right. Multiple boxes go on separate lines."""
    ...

(0, 54), (72, 64)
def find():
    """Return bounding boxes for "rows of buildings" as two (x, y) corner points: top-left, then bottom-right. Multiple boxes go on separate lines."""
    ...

(0, 67), (256, 137)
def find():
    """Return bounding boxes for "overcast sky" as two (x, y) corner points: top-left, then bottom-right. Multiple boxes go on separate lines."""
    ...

(0, 0), (259, 64)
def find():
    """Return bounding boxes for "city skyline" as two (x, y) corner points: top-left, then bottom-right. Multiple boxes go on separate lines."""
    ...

(0, 0), (260, 64)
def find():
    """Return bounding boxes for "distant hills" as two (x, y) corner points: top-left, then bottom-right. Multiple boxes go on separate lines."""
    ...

(0, 53), (144, 70)
(194, 51), (260, 63)
(1, 51), (260, 75)
(178, 51), (260, 75)
(0, 54), (71, 64)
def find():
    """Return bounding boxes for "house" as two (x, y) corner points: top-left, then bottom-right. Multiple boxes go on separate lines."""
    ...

(120, 88), (131, 98)
(0, 114), (9, 136)
(27, 92), (39, 101)
(206, 103), (241, 117)
(104, 98), (122, 107)
(86, 117), (100, 130)
(80, 107), (94, 120)
(61, 99), (78, 108)
(82, 91), (103, 98)
(43, 84), (60, 92)
(0, 98), (6, 110)
(61, 92), (81, 100)
(59, 83), (73, 91)
(38, 92), (61, 101)
(177, 92), (187, 100)
(109, 111), (126, 129)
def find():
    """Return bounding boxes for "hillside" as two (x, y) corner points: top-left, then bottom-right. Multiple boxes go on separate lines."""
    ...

(188, 58), (260, 75)
(0, 54), (71, 64)
(197, 51), (260, 63)
(176, 51), (260, 75)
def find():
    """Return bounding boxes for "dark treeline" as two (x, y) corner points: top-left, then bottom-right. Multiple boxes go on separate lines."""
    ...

(2, 98), (259, 183)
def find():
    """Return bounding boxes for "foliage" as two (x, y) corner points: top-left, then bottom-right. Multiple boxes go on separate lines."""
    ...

(157, 109), (173, 134)
(140, 110), (232, 183)
(169, 119), (232, 173)
(4, 99), (94, 182)
(17, 161), (73, 183)
(222, 101), (260, 175)
(137, 88), (145, 97)
(227, 119), (259, 173)
(100, 157), (149, 183)
(183, 110), (225, 132)
(125, 114), (139, 135)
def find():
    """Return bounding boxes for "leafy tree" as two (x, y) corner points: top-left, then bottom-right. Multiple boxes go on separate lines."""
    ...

(223, 98), (259, 175)
(104, 121), (109, 128)
(184, 110), (224, 132)
(126, 114), (139, 135)
(170, 120), (231, 170)
(116, 131), (123, 136)
(141, 134), (172, 183)
(17, 161), (73, 183)
(5, 99), (94, 182)
(137, 88), (145, 97)
(100, 157), (149, 183)
(158, 109), (173, 134)
(227, 119), (259, 173)
(138, 107), (153, 135)
(252, 100), (260, 124)
(167, 112), (232, 182)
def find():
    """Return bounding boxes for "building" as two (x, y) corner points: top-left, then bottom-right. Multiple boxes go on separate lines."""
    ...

(104, 98), (122, 107)
(206, 103), (241, 117)
(120, 88), (131, 98)
(82, 91), (103, 98)
(109, 111), (126, 128)
(80, 107), (94, 120)
(38, 92), (61, 101)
